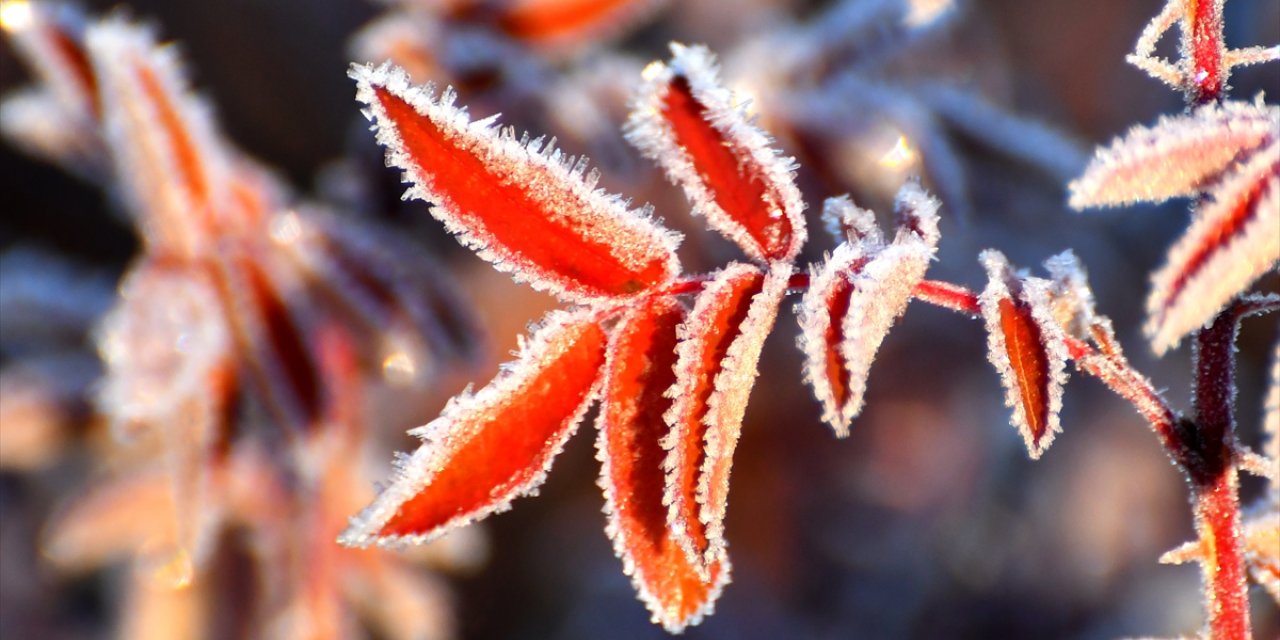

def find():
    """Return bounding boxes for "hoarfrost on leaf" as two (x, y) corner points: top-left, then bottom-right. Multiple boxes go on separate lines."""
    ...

(799, 183), (940, 437)
(979, 251), (1070, 459)
(662, 262), (786, 575)
(1145, 140), (1279, 355)
(351, 61), (682, 303)
(626, 43), (807, 263)
(339, 309), (607, 548)
(1068, 100), (1279, 209)
(596, 296), (729, 633)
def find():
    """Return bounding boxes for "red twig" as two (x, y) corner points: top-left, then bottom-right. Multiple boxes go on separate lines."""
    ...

(1186, 0), (1227, 105)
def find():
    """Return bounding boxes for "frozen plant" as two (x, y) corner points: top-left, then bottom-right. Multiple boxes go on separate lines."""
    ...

(339, 4), (1278, 633)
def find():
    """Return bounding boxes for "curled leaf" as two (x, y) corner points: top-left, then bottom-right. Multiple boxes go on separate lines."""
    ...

(663, 262), (788, 573)
(597, 297), (728, 633)
(1068, 100), (1278, 209)
(626, 43), (806, 263)
(800, 184), (940, 436)
(352, 62), (681, 303)
(1146, 141), (1279, 354)
(979, 251), (1070, 459)
(340, 309), (607, 548)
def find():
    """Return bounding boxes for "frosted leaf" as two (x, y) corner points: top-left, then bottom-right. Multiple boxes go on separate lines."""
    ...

(1042, 250), (1098, 341)
(695, 264), (788, 572)
(663, 262), (787, 574)
(979, 251), (1070, 459)
(487, 0), (667, 56)
(596, 297), (729, 633)
(799, 183), (940, 437)
(339, 309), (608, 548)
(1145, 141), (1279, 354)
(85, 18), (234, 257)
(351, 62), (682, 303)
(626, 43), (807, 263)
(820, 195), (881, 245)
(1068, 100), (1279, 209)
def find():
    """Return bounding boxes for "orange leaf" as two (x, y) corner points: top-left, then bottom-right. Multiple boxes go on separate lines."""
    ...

(664, 263), (789, 573)
(627, 44), (806, 263)
(492, 0), (664, 52)
(352, 63), (681, 303)
(597, 297), (729, 632)
(979, 251), (1069, 459)
(340, 310), (608, 547)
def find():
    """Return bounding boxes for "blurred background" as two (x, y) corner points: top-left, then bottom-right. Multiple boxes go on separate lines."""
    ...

(2, 0), (1278, 638)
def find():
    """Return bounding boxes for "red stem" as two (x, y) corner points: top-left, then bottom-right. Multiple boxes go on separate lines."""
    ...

(1186, 0), (1226, 104)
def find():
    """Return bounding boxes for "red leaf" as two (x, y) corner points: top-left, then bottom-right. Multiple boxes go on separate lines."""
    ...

(352, 63), (682, 303)
(979, 251), (1069, 459)
(664, 263), (789, 572)
(627, 44), (806, 263)
(799, 186), (940, 436)
(1147, 141), (1279, 353)
(340, 310), (608, 547)
(597, 297), (728, 632)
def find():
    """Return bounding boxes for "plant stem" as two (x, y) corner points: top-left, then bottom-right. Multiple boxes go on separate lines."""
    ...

(1186, 0), (1227, 104)
(1185, 301), (1252, 639)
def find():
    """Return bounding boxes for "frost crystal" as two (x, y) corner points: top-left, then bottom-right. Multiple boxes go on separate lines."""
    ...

(596, 297), (729, 633)
(799, 183), (940, 437)
(979, 251), (1070, 459)
(1068, 100), (1279, 209)
(351, 62), (682, 303)
(626, 43), (807, 263)
(339, 309), (607, 548)
(1146, 140), (1279, 354)
(662, 262), (788, 574)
